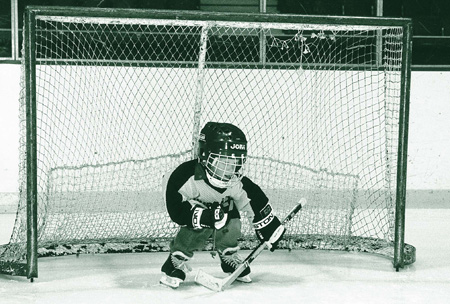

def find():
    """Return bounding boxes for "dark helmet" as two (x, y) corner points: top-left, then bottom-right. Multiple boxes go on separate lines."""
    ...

(198, 122), (247, 188)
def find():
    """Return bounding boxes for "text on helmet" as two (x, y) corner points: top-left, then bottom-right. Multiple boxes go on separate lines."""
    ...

(230, 143), (246, 150)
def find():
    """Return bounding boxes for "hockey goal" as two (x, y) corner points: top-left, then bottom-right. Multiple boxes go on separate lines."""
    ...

(0, 6), (415, 279)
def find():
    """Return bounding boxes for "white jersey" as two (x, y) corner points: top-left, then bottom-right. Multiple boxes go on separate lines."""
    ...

(163, 159), (270, 227)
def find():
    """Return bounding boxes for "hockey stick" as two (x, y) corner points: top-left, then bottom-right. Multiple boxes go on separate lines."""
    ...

(195, 198), (306, 292)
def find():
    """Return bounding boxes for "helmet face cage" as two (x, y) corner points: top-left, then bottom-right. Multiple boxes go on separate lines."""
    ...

(204, 153), (246, 188)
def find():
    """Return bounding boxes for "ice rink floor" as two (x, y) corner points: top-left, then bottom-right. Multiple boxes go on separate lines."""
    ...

(1, 209), (449, 304)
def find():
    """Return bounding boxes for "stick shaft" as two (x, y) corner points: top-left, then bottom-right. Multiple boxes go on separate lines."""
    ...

(220, 199), (306, 290)
(195, 198), (306, 291)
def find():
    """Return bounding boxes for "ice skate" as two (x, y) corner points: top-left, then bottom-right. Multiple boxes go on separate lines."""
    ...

(160, 251), (192, 289)
(219, 246), (252, 283)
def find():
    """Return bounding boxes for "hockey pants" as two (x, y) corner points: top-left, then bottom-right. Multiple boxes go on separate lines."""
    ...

(170, 218), (242, 258)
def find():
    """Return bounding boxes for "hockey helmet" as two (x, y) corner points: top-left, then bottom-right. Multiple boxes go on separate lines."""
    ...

(198, 122), (247, 188)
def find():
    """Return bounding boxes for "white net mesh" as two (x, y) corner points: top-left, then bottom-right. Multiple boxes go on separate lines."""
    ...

(0, 11), (414, 274)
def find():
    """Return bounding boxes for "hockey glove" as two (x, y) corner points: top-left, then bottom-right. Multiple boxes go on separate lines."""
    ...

(191, 202), (228, 230)
(253, 204), (285, 252)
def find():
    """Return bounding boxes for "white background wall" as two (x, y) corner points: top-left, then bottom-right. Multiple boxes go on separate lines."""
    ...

(0, 65), (21, 193)
(0, 64), (449, 204)
(406, 72), (450, 190)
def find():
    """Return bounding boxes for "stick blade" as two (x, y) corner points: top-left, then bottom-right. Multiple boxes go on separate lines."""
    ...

(195, 269), (224, 292)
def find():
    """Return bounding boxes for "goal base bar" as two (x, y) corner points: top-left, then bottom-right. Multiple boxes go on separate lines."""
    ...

(0, 261), (28, 277)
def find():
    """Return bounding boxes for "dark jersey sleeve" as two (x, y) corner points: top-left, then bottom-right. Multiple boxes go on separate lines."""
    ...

(165, 160), (197, 226)
(241, 176), (270, 223)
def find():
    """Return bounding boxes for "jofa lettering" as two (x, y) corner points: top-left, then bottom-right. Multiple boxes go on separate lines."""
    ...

(230, 143), (246, 150)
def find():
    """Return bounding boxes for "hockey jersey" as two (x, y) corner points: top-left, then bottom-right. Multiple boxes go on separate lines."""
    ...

(163, 159), (270, 228)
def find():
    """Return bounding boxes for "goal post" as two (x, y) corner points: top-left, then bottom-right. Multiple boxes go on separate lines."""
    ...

(394, 18), (413, 271)
(24, 7), (38, 280)
(0, 6), (415, 279)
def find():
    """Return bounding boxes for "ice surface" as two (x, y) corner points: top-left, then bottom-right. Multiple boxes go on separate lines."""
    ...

(0, 209), (449, 304)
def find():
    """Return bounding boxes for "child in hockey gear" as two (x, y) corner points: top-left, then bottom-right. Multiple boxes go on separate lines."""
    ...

(160, 122), (285, 288)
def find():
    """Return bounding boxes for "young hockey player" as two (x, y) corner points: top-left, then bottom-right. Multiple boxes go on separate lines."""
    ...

(160, 121), (285, 288)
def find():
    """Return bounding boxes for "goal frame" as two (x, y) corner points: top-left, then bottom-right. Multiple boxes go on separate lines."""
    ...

(17, 6), (412, 279)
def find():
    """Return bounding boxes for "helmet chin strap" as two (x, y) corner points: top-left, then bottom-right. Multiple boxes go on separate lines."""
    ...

(205, 171), (229, 189)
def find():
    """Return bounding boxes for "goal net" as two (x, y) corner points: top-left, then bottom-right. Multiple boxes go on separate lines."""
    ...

(0, 7), (415, 278)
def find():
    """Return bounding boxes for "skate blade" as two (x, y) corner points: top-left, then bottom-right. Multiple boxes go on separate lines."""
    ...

(235, 274), (252, 283)
(160, 274), (183, 289)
